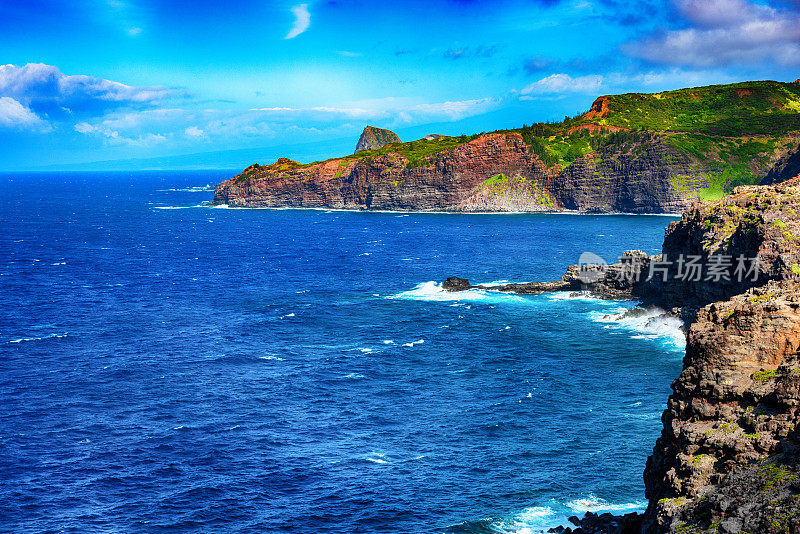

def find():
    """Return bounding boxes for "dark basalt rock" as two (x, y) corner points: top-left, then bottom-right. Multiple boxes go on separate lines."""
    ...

(442, 276), (471, 292)
(761, 142), (800, 185)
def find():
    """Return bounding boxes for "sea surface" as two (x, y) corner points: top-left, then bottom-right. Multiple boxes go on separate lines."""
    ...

(0, 172), (684, 533)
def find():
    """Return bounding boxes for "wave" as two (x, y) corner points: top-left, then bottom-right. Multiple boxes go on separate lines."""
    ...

(387, 281), (527, 304)
(9, 332), (68, 343)
(462, 494), (646, 534)
(589, 306), (685, 349)
(547, 291), (608, 303)
(153, 204), (209, 210)
(158, 185), (214, 192)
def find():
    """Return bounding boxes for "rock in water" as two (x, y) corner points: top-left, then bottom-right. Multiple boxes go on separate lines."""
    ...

(442, 277), (471, 292)
(354, 126), (401, 154)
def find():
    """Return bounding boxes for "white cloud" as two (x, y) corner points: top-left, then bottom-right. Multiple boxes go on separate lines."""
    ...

(520, 74), (604, 97)
(0, 63), (182, 123)
(251, 97), (496, 125)
(285, 4), (310, 39)
(127, 27), (142, 36)
(0, 96), (50, 130)
(185, 125), (204, 138)
(624, 0), (800, 67)
(73, 120), (167, 146)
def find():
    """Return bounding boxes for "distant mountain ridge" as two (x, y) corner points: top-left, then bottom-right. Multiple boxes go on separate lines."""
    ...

(212, 79), (800, 213)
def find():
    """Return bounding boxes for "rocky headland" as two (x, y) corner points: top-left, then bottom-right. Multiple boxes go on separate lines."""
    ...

(211, 80), (800, 214)
(354, 125), (401, 154)
(447, 176), (800, 533)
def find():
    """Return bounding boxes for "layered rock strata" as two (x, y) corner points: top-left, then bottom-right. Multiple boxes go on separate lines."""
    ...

(211, 133), (701, 213)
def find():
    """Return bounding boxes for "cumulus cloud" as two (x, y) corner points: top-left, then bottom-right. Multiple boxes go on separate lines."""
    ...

(519, 74), (604, 97)
(285, 4), (310, 39)
(0, 96), (50, 130)
(0, 63), (183, 120)
(624, 0), (800, 67)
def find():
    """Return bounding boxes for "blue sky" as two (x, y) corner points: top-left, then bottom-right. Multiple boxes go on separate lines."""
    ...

(1, 0), (799, 170)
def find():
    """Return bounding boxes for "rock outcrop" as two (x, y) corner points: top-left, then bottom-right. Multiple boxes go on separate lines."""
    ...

(639, 179), (800, 532)
(211, 133), (703, 213)
(354, 125), (401, 153)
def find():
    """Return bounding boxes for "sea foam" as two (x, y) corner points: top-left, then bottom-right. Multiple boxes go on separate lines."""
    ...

(388, 281), (527, 304)
(485, 494), (647, 534)
(9, 332), (68, 343)
(589, 306), (685, 349)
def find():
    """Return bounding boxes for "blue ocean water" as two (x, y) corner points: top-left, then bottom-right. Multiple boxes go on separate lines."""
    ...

(0, 172), (684, 534)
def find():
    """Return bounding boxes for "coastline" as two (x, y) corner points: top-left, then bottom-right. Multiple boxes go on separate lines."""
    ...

(159, 201), (682, 217)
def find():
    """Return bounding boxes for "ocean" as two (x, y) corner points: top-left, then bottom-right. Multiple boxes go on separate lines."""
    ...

(0, 171), (684, 533)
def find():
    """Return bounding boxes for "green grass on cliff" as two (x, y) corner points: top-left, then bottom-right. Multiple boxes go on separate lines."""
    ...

(572, 81), (800, 136)
(337, 134), (482, 168)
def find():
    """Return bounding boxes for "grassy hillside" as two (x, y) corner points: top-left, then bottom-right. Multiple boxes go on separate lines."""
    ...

(509, 80), (800, 196)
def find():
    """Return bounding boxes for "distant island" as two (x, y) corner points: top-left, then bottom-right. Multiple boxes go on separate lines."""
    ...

(211, 79), (800, 213)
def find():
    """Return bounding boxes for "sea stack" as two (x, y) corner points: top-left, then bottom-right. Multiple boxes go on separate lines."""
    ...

(354, 125), (401, 154)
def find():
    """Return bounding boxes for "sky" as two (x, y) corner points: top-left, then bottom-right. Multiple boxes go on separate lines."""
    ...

(1, 0), (800, 170)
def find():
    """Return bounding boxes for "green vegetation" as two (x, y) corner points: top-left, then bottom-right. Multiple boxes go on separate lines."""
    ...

(571, 81), (800, 135)
(759, 463), (798, 491)
(347, 135), (481, 168)
(704, 422), (740, 436)
(480, 173), (556, 208)
(752, 369), (777, 382)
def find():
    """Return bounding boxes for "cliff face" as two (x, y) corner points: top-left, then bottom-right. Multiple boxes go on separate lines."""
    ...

(761, 143), (800, 185)
(354, 126), (401, 153)
(212, 133), (704, 213)
(640, 178), (800, 533)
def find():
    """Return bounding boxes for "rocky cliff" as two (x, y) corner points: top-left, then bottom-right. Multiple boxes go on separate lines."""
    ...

(762, 143), (800, 185)
(211, 132), (704, 213)
(354, 125), (401, 153)
(640, 179), (800, 533)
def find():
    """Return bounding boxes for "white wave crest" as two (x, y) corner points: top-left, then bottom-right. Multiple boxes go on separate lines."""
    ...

(9, 332), (68, 343)
(387, 281), (526, 304)
(486, 494), (647, 534)
(589, 306), (685, 349)
(153, 204), (209, 210)
(158, 185), (214, 192)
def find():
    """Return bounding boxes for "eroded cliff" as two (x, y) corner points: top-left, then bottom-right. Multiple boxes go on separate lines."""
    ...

(212, 132), (704, 213)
